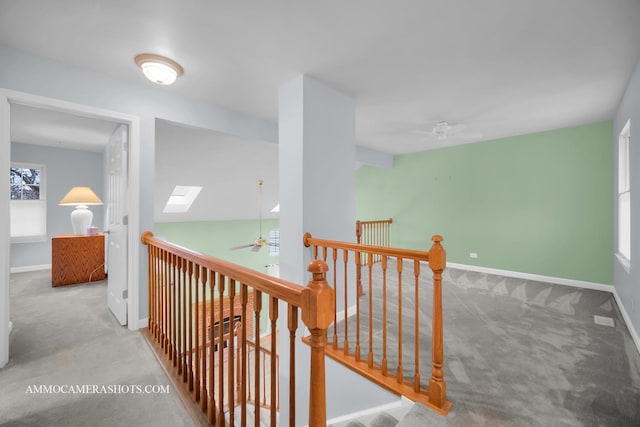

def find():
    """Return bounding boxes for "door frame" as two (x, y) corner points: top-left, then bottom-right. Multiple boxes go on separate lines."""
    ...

(0, 89), (142, 368)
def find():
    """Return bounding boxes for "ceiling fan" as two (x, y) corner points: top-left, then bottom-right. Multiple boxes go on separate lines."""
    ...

(229, 179), (276, 252)
(414, 121), (483, 141)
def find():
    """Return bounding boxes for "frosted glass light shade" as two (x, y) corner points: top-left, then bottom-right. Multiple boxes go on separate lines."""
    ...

(135, 53), (184, 85)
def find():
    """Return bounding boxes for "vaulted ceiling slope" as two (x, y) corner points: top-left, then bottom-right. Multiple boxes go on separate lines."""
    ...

(1, 0), (638, 155)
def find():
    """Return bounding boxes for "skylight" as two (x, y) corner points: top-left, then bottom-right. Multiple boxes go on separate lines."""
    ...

(270, 203), (280, 213)
(163, 185), (202, 213)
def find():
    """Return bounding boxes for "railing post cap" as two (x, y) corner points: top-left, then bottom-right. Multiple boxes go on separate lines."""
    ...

(308, 259), (329, 274)
(141, 230), (154, 244)
(432, 235), (443, 243)
(303, 232), (313, 247)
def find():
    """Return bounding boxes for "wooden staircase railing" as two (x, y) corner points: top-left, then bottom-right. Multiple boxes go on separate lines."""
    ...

(141, 231), (335, 427)
(356, 218), (392, 296)
(303, 232), (452, 415)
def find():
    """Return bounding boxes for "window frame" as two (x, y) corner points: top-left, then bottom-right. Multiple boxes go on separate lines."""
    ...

(10, 162), (47, 243)
(269, 229), (280, 256)
(616, 119), (631, 272)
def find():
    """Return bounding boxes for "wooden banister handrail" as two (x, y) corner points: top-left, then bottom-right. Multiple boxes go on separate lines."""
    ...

(142, 231), (304, 306)
(304, 232), (429, 261)
(304, 231), (451, 415)
(141, 231), (335, 427)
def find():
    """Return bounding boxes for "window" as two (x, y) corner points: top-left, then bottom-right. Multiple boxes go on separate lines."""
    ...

(10, 163), (46, 242)
(163, 185), (202, 213)
(617, 119), (631, 271)
(269, 229), (280, 256)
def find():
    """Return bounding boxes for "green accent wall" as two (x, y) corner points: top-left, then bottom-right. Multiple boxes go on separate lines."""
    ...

(356, 121), (614, 285)
(154, 219), (279, 274)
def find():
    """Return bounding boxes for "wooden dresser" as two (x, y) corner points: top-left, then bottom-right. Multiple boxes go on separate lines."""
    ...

(51, 234), (106, 287)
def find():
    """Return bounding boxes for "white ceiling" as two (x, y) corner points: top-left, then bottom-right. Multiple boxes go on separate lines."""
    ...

(2, 1), (640, 221)
(1, 0), (639, 154)
(10, 103), (119, 152)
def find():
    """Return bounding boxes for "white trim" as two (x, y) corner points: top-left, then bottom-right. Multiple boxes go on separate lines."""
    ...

(10, 264), (51, 273)
(447, 262), (613, 293)
(1, 93), (10, 368)
(0, 89), (142, 359)
(615, 253), (631, 274)
(324, 397), (406, 427)
(335, 304), (357, 323)
(138, 317), (149, 330)
(612, 288), (640, 356)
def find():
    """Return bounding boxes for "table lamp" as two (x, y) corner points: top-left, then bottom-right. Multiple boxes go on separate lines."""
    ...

(59, 186), (103, 235)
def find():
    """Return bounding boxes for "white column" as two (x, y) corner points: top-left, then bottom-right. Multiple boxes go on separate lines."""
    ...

(278, 75), (395, 425)
(0, 93), (10, 368)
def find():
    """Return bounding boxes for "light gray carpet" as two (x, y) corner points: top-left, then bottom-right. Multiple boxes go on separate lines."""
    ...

(0, 270), (195, 427)
(333, 260), (640, 426)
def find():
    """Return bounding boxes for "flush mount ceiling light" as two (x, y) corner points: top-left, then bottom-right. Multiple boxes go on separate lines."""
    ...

(134, 53), (183, 85)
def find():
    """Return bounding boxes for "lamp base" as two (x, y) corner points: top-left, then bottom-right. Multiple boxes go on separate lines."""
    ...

(70, 205), (93, 235)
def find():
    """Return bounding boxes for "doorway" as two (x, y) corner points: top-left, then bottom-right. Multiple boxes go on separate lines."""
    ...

(0, 89), (142, 368)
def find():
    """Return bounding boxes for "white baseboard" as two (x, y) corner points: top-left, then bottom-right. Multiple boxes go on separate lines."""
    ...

(447, 262), (612, 292)
(10, 264), (51, 274)
(448, 262), (640, 356)
(611, 288), (640, 357)
(325, 396), (406, 427)
(335, 304), (358, 323)
(137, 317), (149, 330)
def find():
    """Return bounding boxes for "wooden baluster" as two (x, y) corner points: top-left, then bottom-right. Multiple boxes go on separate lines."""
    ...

(176, 256), (183, 375)
(193, 264), (201, 402)
(228, 279), (237, 427)
(187, 261), (194, 391)
(356, 220), (362, 244)
(367, 252), (374, 368)
(413, 260), (420, 392)
(428, 235), (448, 410)
(381, 255), (388, 376)
(217, 275), (227, 427)
(301, 260), (335, 427)
(343, 249), (349, 355)
(171, 255), (178, 368)
(332, 248), (338, 349)
(355, 254), (361, 361)
(253, 290), (262, 427)
(288, 305), (298, 427)
(269, 296), (278, 426)
(397, 257), (403, 384)
(147, 245), (153, 335)
(208, 271), (217, 425)
(262, 352), (266, 406)
(148, 245), (155, 338)
(234, 322), (242, 425)
(240, 285), (248, 427)
(200, 267), (208, 413)
(161, 248), (167, 350)
(182, 258), (188, 383)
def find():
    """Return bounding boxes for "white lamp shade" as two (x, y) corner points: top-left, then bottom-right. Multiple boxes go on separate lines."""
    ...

(70, 205), (93, 235)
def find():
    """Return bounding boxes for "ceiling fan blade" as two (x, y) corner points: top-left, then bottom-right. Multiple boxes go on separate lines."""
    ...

(251, 244), (262, 252)
(230, 243), (254, 251)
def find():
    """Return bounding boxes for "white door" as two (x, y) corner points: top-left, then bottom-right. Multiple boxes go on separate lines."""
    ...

(106, 124), (128, 325)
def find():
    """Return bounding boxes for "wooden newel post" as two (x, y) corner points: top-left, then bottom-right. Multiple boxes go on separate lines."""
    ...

(427, 235), (451, 413)
(301, 260), (335, 427)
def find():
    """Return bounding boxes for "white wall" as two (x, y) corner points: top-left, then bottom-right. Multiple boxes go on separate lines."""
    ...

(614, 59), (640, 337)
(0, 46), (277, 325)
(10, 142), (105, 269)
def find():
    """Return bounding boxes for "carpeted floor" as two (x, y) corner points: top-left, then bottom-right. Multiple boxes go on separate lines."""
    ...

(334, 260), (640, 426)
(0, 270), (195, 427)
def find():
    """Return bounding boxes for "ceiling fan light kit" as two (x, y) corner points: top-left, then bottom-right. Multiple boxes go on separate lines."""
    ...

(230, 180), (278, 253)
